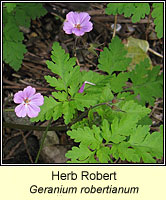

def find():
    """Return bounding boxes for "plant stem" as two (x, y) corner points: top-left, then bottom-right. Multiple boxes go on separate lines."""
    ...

(4, 108), (15, 112)
(35, 118), (53, 164)
(3, 122), (67, 131)
(70, 102), (113, 126)
(112, 14), (117, 38)
(148, 47), (163, 58)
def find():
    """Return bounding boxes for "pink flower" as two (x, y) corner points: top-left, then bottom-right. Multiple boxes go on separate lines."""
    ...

(63, 11), (93, 36)
(14, 86), (44, 118)
(78, 81), (96, 93)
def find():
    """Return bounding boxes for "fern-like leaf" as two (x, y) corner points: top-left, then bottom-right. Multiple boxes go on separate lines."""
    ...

(33, 42), (111, 124)
(152, 3), (163, 38)
(105, 3), (150, 23)
(3, 3), (47, 71)
(98, 36), (131, 75)
(128, 59), (163, 105)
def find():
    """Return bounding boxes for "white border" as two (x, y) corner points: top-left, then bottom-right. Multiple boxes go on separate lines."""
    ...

(1, 1), (165, 166)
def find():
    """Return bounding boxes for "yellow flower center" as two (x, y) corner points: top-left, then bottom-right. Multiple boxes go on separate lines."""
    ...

(75, 24), (81, 30)
(24, 98), (30, 104)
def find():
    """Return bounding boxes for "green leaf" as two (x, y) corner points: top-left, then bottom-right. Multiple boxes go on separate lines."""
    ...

(65, 101), (158, 164)
(120, 100), (151, 119)
(129, 59), (163, 105)
(4, 20), (24, 42)
(44, 75), (66, 91)
(38, 42), (111, 124)
(110, 125), (163, 163)
(3, 40), (27, 71)
(129, 125), (163, 163)
(110, 143), (140, 162)
(131, 3), (150, 23)
(68, 66), (82, 97)
(67, 126), (100, 150)
(52, 102), (63, 121)
(66, 144), (96, 163)
(110, 72), (129, 93)
(45, 42), (79, 93)
(138, 116), (152, 126)
(96, 146), (112, 163)
(98, 36), (131, 75)
(47, 42), (77, 88)
(52, 91), (68, 101)
(105, 3), (135, 17)
(99, 84), (114, 103)
(3, 3), (47, 71)
(110, 100), (151, 143)
(105, 3), (150, 23)
(66, 125), (111, 163)
(74, 93), (98, 111)
(63, 101), (76, 124)
(14, 3), (47, 27)
(101, 119), (112, 143)
(125, 37), (152, 71)
(152, 3), (163, 38)
(5, 3), (17, 13)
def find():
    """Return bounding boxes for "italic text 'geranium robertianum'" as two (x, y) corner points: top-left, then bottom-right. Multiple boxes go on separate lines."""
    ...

(63, 11), (93, 36)
(14, 86), (44, 118)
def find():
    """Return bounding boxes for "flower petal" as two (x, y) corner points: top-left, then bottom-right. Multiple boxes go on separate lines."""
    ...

(63, 21), (73, 34)
(14, 91), (24, 103)
(72, 28), (85, 36)
(66, 11), (77, 25)
(29, 93), (44, 106)
(80, 21), (93, 32)
(79, 12), (91, 24)
(78, 82), (86, 93)
(26, 104), (40, 118)
(63, 11), (93, 36)
(23, 86), (36, 99)
(15, 103), (27, 117)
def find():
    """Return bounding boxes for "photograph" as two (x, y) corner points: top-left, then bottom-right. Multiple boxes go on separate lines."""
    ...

(2, 1), (164, 165)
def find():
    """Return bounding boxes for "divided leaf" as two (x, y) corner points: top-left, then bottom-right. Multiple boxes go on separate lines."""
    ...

(105, 3), (150, 23)
(111, 125), (163, 163)
(105, 3), (135, 17)
(129, 59), (163, 105)
(98, 36), (131, 75)
(35, 42), (111, 124)
(67, 126), (101, 150)
(131, 3), (150, 23)
(5, 3), (17, 13)
(110, 72), (129, 93)
(96, 146), (112, 163)
(66, 124), (111, 163)
(105, 2), (163, 39)
(14, 3), (47, 27)
(66, 100), (156, 163)
(152, 3), (163, 39)
(62, 101), (76, 125)
(110, 100), (150, 143)
(110, 99), (151, 144)
(3, 40), (27, 71)
(3, 3), (47, 71)
(66, 144), (97, 163)
(47, 42), (77, 87)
